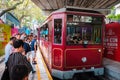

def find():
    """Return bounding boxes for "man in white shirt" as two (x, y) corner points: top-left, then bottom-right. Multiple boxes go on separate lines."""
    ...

(5, 37), (16, 64)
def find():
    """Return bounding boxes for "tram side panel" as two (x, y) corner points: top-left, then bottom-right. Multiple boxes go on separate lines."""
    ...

(39, 19), (53, 72)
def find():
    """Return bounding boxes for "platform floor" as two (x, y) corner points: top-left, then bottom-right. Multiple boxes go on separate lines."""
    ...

(0, 48), (53, 80)
(103, 58), (120, 80)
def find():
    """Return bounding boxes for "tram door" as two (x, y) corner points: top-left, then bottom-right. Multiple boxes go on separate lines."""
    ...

(52, 14), (64, 69)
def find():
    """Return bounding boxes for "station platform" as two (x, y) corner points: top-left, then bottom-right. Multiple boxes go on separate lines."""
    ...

(103, 58), (120, 80)
(0, 48), (53, 80)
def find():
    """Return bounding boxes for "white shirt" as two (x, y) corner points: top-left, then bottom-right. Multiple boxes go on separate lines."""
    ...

(5, 43), (13, 63)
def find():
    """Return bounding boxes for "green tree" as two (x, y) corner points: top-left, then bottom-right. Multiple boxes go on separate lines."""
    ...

(0, 0), (46, 28)
(116, 14), (120, 20)
(13, 0), (46, 28)
(0, 0), (24, 17)
(107, 7), (120, 21)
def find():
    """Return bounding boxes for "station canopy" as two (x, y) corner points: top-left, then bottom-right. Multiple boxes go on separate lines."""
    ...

(31, 0), (120, 15)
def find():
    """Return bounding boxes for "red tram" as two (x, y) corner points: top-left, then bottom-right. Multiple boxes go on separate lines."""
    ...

(38, 7), (105, 79)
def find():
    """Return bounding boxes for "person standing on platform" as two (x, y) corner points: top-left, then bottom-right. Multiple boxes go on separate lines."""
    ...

(7, 39), (32, 80)
(20, 33), (27, 40)
(4, 37), (16, 64)
(23, 37), (36, 73)
(30, 35), (37, 64)
(15, 33), (21, 39)
(23, 37), (31, 55)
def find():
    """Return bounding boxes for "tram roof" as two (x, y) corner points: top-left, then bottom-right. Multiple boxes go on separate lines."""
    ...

(52, 6), (102, 14)
(31, 0), (120, 15)
(39, 7), (105, 28)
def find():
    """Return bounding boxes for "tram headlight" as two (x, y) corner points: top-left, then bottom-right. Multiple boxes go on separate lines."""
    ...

(81, 57), (87, 63)
(98, 49), (102, 52)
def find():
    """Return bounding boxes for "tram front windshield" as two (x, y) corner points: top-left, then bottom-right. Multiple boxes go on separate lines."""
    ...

(66, 15), (103, 45)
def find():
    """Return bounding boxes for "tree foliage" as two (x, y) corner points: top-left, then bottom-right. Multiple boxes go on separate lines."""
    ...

(0, 0), (46, 28)
(107, 14), (120, 21)
(0, 0), (24, 17)
(107, 7), (120, 21)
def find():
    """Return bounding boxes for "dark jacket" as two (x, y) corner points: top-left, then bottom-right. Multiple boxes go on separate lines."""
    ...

(7, 52), (32, 80)
(30, 39), (36, 51)
(23, 42), (31, 54)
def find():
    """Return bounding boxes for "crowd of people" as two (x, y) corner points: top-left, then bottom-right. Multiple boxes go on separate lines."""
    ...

(2, 32), (38, 80)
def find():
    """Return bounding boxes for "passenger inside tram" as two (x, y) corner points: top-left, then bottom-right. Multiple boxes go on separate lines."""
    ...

(73, 33), (82, 44)
(83, 36), (89, 44)
(67, 33), (83, 45)
(54, 20), (62, 44)
(66, 15), (102, 45)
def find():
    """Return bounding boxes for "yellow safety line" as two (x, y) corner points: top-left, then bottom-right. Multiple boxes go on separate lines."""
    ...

(36, 58), (41, 80)
(38, 48), (53, 80)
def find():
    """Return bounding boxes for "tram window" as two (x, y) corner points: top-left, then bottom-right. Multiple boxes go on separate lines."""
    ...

(44, 24), (48, 40)
(40, 27), (44, 37)
(67, 15), (73, 22)
(40, 24), (48, 41)
(66, 14), (102, 45)
(54, 19), (62, 44)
